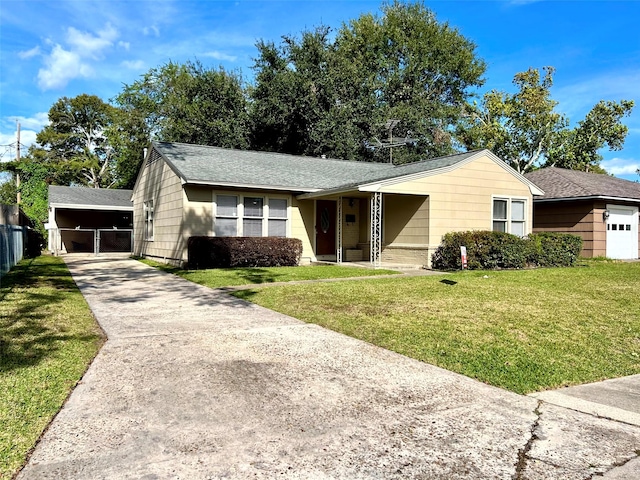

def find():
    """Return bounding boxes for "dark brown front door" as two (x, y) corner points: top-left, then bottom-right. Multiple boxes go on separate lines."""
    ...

(316, 200), (336, 256)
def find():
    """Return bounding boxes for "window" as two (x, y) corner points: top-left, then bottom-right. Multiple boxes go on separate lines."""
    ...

(492, 197), (526, 236)
(215, 195), (238, 236)
(214, 195), (289, 237)
(143, 200), (154, 240)
(268, 198), (288, 237)
(243, 197), (264, 237)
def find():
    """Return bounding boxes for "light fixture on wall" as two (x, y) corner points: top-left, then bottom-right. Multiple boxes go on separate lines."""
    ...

(348, 198), (355, 207)
(603, 210), (610, 221)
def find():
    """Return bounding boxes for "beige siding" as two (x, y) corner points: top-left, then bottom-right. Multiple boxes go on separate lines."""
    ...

(383, 194), (428, 245)
(377, 154), (533, 266)
(183, 186), (213, 239)
(132, 158), (184, 264)
(291, 198), (315, 263)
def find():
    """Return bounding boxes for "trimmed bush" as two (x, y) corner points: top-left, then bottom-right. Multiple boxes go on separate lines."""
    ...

(527, 232), (583, 267)
(431, 230), (583, 270)
(432, 231), (528, 270)
(188, 237), (303, 269)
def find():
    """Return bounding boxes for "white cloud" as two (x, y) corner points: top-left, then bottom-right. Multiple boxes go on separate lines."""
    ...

(66, 23), (118, 59)
(18, 46), (41, 59)
(601, 157), (640, 176)
(8, 112), (50, 131)
(202, 51), (238, 62)
(0, 126), (39, 162)
(37, 44), (93, 90)
(121, 60), (145, 70)
(35, 23), (121, 90)
(143, 25), (160, 37)
(118, 41), (130, 51)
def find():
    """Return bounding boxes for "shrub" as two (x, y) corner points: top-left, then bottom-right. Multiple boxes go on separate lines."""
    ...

(188, 237), (303, 269)
(431, 231), (528, 270)
(431, 230), (583, 270)
(527, 232), (583, 267)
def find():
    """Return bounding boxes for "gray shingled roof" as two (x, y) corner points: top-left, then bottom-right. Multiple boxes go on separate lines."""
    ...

(524, 167), (640, 201)
(49, 185), (133, 208)
(153, 142), (481, 191)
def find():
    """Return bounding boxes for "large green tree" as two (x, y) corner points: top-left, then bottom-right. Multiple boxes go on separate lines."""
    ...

(457, 67), (634, 173)
(116, 61), (250, 149)
(34, 94), (117, 187)
(250, 0), (486, 162)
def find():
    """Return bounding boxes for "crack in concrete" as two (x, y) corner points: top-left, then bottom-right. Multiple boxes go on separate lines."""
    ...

(513, 399), (543, 480)
(587, 449), (640, 479)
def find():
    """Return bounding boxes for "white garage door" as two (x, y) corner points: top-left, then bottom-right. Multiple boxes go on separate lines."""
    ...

(606, 205), (639, 259)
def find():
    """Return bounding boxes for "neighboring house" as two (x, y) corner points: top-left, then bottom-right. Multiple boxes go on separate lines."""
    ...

(48, 186), (134, 255)
(132, 142), (543, 267)
(525, 167), (640, 260)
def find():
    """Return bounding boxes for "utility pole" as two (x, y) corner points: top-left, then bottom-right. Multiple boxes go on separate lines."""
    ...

(16, 121), (21, 205)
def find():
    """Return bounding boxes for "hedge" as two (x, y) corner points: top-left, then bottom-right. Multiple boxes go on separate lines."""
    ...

(188, 236), (303, 269)
(431, 231), (583, 270)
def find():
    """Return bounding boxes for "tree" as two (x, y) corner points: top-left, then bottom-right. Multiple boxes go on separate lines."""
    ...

(458, 67), (634, 173)
(545, 100), (634, 172)
(116, 61), (250, 149)
(35, 94), (117, 187)
(0, 150), (50, 236)
(250, 0), (486, 162)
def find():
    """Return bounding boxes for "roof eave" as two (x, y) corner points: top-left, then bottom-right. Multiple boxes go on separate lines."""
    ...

(49, 203), (133, 211)
(183, 178), (320, 194)
(534, 195), (640, 204)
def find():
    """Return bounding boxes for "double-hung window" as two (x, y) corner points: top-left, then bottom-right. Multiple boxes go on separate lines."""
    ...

(492, 197), (526, 236)
(215, 195), (238, 236)
(144, 200), (154, 240)
(243, 197), (264, 237)
(215, 194), (289, 237)
(268, 198), (288, 237)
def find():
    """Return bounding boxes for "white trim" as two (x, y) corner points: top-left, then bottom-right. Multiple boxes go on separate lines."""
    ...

(213, 192), (291, 238)
(184, 178), (319, 193)
(535, 195), (640, 204)
(49, 203), (133, 211)
(491, 195), (529, 236)
(358, 150), (545, 196)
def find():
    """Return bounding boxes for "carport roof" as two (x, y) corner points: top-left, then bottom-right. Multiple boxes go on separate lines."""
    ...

(525, 167), (640, 202)
(49, 186), (133, 209)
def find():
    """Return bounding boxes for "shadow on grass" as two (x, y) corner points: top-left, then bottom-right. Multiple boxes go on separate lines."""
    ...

(0, 257), (100, 374)
(229, 268), (284, 285)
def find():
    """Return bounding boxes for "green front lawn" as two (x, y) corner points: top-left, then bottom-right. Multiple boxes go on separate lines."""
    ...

(0, 255), (103, 479)
(139, 258), (400, 288)
(234, 260), (640, 394)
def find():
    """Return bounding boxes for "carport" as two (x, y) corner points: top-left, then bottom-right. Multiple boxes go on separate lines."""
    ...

(47, 185), (134, 255)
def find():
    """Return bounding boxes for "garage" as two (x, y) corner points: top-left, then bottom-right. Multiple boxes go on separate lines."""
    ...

(606, 205), (639, 259)
(47, 186), (134, 255)
(525, 167), (640, 260)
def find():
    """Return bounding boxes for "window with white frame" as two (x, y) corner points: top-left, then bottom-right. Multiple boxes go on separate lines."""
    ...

(268, 198), (288, 237)
(215, 195), (238, 236)
(215, 195), (288, 237)
(144, 200), (154, 240)
(243, 196), (264, 237)
(492, 197), (526, 236)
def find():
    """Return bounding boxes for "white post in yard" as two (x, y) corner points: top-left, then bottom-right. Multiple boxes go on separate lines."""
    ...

(370, 192), (382, 268)
(337, 196), (343, 263)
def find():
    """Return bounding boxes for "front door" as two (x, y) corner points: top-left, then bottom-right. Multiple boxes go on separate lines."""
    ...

(316, 200), (336, 256)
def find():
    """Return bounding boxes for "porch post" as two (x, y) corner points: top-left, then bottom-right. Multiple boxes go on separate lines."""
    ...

(370, 192), (382, 268)
(337, 196), (343, 263)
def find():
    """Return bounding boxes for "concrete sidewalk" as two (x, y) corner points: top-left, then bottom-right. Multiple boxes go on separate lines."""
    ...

(18, 257), (640, 479)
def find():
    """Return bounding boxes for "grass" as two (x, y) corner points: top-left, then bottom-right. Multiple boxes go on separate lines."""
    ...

(233, 260), (640, 394)
(0, 255), (103, 479)
(138, 258), (400, 288)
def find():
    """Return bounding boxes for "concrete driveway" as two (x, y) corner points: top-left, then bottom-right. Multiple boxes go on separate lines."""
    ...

(18, 257), (640, 479)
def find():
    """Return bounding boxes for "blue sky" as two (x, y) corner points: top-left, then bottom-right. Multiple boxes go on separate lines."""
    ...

(1, 0), (639, 179)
